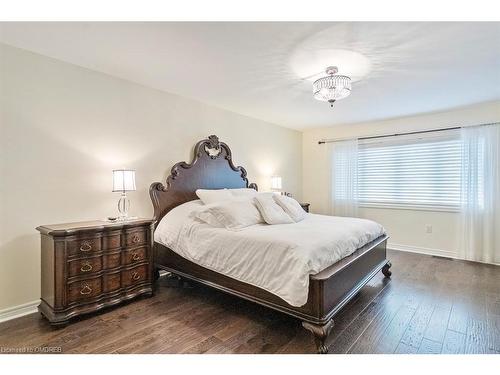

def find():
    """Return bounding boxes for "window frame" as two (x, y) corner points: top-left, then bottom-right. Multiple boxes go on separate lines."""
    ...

(356, 131), (462, 213)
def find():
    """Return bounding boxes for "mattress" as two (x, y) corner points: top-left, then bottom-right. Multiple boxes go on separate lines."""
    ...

(154, 200), (385, 307)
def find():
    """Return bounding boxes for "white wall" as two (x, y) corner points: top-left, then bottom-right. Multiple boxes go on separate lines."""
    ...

(0, 44), (302, 312)
(303, 101), (500, 258)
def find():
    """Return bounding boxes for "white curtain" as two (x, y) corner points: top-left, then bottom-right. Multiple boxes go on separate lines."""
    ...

(460, 123), (500, 264)
(329, 139), (359, 217)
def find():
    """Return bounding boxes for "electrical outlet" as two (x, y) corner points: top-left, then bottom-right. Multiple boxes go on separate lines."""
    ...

(425, 225), (433, 234)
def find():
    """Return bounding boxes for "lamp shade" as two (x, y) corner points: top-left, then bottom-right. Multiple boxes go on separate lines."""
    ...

(270, 176), (282, 190)
(112, 169), (136, 192)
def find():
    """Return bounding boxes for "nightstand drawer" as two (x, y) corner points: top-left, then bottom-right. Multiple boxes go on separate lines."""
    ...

(125, 229), (147, 247)
(67, 277), (102, 304)
(123, 247), (147, 265)
(67, 237), (101, 257)
(104, 252), (121, 269)
(68, 256), (103, 277)
(102, 232), (121, 250)
(122, 265), (149, 288)
(103, 272), (121, 293)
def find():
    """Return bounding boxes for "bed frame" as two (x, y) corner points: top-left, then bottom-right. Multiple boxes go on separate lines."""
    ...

(150, 135), (391, 353)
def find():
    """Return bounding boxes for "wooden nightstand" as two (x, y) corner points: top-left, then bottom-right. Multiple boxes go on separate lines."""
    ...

(36, 218), (154, 326)
(300, 203), (310, 213)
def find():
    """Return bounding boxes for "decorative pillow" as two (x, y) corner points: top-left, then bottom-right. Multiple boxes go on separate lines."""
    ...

(254, 193), (294, 225)
(229, 188), (258, 199)
(273, 194), (306, 222)
(195, 188), (233, 205)
(196, 199), (264, 231)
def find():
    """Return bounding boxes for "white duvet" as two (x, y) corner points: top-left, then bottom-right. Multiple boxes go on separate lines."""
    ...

(154, 200), (385, 307)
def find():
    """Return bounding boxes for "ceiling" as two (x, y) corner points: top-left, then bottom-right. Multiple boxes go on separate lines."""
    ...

(1, 22), (499, 130)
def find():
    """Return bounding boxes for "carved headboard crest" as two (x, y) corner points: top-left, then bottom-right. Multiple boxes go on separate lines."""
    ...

(204, 135), (222, 159)
(150, 135), (258, 224)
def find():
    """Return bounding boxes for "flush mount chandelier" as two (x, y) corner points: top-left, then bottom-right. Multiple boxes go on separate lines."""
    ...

(312, 66), (352, 108)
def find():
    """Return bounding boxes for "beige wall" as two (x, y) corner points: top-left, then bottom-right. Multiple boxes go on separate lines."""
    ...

(303, 101), (500, 257)
(0, 44), (302, 311)
(1, 41), (498, 314)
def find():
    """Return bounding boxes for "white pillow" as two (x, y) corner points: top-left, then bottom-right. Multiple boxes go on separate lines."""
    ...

(273, 195), (306, 222)
(155, 200), (205, 247)
(229, 188), (258, 199)
(195, 188), (233, 205)
(254, 193), (294, 225)
(196, 199), (264, 231)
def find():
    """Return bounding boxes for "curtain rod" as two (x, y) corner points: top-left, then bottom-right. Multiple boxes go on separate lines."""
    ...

(318, 126), (463, 145)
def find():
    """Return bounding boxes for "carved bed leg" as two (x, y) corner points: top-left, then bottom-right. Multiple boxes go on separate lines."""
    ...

(382, 261), (392, 278)
(302, 319), (334, 354)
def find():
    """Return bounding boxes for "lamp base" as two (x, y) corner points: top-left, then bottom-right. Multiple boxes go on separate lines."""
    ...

(117, 193), (130, 220)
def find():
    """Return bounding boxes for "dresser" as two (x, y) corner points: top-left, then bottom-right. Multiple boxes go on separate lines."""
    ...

(36, 219), (154, 326)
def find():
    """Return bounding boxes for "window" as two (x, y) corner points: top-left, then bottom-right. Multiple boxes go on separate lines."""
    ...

(357, 132), (462, 211)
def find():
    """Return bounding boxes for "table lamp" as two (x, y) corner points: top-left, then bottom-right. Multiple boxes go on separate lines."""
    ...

(270, 175), (282, 192)
(112, 169), (136, 220)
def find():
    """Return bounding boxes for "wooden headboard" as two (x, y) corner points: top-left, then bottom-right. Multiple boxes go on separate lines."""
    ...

(150, 135), (258, 223)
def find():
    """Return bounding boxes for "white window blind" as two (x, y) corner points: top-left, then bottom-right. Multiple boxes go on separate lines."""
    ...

(357, 132), (462, 211)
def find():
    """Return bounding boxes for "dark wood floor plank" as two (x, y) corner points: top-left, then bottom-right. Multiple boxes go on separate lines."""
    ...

(325, 280), (388, 344)
(418, 338), (442, 354)
(346, 291), (416, 354)
(315, 278), (391, 350)
(182, 336), (224, 354)
(423, 306), (451, 344)
(399, 301), (434, 351)
(441, 329), (466, 354)
(486, 313), (500, 352)
(486, 292), (500, 315)
(275, 328), (313, 354)
(465, 316), (489, 354)
(1, 250), (499, 354)
(94, 299), (221, 353)
(394, 342), (418, 354)
(154, 304), (253, 354)
(373, 304), (417, 353)
(448, 302), (469, 334)
(328, 286), (395, 354)
(204, 320), (269, 354)
(485, 292), (500, 352)
(212, 315), (252, 342)
(68, 295), (197, 353)
(229, 320), (298, 354)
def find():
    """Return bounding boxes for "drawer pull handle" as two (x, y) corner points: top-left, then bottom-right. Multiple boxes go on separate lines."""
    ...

(132, 235), (140, 244)
(132, 253), (141, 261)
(132, 272), (141, 281)
(79, 241), (92, 252)
(80, 262), (93, 272)
(80, 284), (92, 295)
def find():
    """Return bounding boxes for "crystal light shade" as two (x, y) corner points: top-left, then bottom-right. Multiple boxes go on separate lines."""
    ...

(313, 66), (352, 107)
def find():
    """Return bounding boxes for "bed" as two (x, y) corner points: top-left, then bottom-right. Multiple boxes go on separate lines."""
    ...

(150, 135), (391, 353)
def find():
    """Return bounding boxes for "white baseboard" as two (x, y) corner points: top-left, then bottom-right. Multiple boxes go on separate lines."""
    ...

(388, 243), (500, 266)
(0, 300), (40, 323)
(388, 243), (458, 259)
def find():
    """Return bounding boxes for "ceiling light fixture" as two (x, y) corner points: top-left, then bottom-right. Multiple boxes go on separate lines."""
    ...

(312, 66), (352, 108)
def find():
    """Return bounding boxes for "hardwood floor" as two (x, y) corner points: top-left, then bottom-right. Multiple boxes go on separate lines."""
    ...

(1, 250), (499, 354)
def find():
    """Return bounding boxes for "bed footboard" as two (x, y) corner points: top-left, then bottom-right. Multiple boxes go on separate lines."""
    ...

(154, 234), (390, 353)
